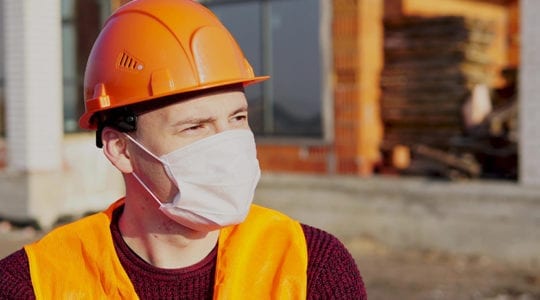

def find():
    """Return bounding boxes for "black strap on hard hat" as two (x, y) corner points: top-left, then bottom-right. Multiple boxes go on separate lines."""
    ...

(94, 107), (137, 148)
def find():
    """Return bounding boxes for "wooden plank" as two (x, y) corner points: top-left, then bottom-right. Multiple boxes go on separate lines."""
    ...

(382, 133), (459, 149)
(413, 144), (481, 177)
(379, 15), (500, 178)
(382, 115), (461, 126)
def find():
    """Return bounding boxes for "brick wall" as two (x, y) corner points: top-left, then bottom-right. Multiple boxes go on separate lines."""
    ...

(257, 144), (329, 173)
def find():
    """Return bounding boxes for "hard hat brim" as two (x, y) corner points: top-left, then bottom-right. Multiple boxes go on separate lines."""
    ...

(79, 75), (270, 130)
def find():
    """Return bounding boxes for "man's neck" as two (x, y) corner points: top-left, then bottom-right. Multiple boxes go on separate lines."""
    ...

(118, 197), (220, 269)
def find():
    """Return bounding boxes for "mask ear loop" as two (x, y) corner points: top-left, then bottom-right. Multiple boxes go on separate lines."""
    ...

(130, 171), (166, 207)
(123, 133), (169, 207)
(123, 133), (163, 163)
(123, 132), (179, 186)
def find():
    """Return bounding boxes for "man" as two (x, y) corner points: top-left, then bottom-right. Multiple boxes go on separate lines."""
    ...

(0, 0), (367, 298)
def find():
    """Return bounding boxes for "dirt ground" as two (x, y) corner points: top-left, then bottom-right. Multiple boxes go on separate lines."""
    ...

(344, 235), (540, 300)
(1, 224), (539, 300)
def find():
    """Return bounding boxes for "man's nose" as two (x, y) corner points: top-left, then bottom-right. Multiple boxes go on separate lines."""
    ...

(214, 119), (232, 134)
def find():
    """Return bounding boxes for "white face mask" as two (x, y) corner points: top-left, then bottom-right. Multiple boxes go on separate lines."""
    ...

(124, 129), (261, 232)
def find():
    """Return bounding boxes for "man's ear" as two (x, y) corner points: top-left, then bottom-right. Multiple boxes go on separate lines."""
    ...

(102, 127), (134, 173)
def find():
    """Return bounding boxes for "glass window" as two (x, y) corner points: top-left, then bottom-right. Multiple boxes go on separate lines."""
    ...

(202, 1), (266, 134)
(203, 0), (325, 138)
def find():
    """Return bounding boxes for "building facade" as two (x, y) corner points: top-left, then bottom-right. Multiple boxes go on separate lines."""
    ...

(0, 0), (531, 227)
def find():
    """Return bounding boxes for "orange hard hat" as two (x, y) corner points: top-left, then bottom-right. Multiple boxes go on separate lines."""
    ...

(79, 0), (268, 129)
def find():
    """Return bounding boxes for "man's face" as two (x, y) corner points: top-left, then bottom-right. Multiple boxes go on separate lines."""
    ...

(125, 87), (251, 201)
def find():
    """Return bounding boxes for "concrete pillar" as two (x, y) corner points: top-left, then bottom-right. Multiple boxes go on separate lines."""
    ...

(4, 1), (63, 171)
(519, 0), (540, 185)
(2, 0), (63, 227)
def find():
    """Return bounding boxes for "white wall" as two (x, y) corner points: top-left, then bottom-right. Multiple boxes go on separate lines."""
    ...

(520, 0), (540, 185)
(4, 0), (63, 171)
(0, 1), (124, 228)
(0, 134), (124, 228)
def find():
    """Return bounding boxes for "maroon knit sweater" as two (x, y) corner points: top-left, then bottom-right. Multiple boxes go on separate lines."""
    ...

(0, 206), (367, 299)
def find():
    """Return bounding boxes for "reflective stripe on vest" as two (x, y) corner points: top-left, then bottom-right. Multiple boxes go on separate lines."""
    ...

(24, 199), (307, 299)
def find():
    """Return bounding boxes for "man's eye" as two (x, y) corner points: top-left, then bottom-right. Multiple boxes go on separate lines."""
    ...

(233, 114), (247, 122)
(184, 124), (203, 132)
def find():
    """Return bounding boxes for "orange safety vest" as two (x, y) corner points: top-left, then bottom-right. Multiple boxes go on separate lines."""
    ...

(24, 199), (308, 299)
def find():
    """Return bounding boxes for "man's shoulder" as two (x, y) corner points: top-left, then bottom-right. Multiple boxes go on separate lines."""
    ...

(300, 223), (349, 254)
(249, 205), (346, 251)
(0, 248), (29, 274)
(29, 211), (109, 251)
(0, 249), (34, 298)
(299, 223), (368, 299)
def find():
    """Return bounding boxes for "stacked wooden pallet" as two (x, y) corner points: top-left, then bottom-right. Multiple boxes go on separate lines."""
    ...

(381, 16), (495, 150)
(379, 16), (500, 177)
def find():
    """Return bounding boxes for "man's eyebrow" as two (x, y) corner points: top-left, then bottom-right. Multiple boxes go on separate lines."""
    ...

(230, 105), (248, 116)
(172, 116), (216, 127)
(171, 105), (248, 127)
